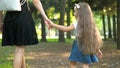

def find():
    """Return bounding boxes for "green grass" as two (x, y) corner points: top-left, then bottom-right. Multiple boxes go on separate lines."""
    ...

(0, 45), (31, 68)
(0, 45), (14, 68)
(0, 62), (12, 68)
(46, 38), (74, 43)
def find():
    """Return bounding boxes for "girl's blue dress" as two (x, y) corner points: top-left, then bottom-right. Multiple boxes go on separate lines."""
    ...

(69, 40), (98, 64)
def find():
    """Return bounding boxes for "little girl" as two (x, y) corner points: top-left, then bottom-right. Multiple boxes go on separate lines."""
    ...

(48, 3), (103, 68)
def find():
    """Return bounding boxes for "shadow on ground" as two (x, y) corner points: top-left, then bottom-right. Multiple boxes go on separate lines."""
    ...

(26, 40), (120, 68)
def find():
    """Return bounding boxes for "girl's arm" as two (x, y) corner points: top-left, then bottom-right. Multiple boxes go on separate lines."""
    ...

(49, 21), (75, 32)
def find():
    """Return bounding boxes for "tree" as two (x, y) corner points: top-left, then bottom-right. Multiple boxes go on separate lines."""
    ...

(66, 0), (72, 39)
(102, 15), (107, 40)
(40, 15), (47, 42)
(58, 0), (66, 42)
(29, 1), (47, 42)
(107, 15), (112, 38)
(29, 0), (51, 42)
(117, 0), (120, 49)
(112, 14), (117, 41)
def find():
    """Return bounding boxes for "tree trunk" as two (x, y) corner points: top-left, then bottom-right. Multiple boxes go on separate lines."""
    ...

(58, 0), (66, 42)
(107, 15), (112, 38)
(0, 12), (3, 26)
(66, 0), (71, 39)
(102, 14), (106, 40)
(112, 14), (117, 41)
(40, 15), (47, 42)
(117, 0), (120, 49)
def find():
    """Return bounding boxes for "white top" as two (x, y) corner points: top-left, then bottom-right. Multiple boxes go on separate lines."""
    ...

(72, 22), (77, 36)
(72, 22), (77, 29)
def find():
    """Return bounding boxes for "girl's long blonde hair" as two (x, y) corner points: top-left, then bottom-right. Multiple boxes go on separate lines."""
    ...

(75, 3), (103, 55)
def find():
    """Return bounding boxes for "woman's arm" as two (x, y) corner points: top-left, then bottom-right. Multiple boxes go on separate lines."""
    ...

(32, 0), (50, 27)
(32, 0), (48, 20)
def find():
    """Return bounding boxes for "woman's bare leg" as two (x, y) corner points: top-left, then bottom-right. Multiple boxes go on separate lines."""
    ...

(13, 46), (25, 68)
(21, 55), (26, 68)
(70, 61), (77, 68)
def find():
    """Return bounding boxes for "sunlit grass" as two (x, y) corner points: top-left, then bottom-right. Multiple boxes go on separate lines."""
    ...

(47, 38), (74, 43)
(0, 44), (14, 68)
(0, 62), (12, 68)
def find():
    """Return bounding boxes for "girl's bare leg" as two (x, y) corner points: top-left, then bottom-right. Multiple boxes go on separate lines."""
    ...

(13, 46), (25, 68)
(83, 63), (89, 68)
(70, 61), (77, 68)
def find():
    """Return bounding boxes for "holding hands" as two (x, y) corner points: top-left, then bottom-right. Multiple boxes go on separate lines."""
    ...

(44, 18), (54, 29)
(45, 19), (54, 29)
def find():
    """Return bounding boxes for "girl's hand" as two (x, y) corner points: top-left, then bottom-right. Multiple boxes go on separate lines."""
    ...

(97, 50), (102, 58)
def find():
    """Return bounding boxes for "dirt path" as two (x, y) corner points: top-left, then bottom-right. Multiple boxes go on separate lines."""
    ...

(25, 41), (120, 68)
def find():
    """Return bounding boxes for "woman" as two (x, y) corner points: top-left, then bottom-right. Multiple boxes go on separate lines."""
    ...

(0, 0), (51, 68)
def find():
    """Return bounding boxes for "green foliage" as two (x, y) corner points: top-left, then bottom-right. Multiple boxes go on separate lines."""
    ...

(0, 62), (12, 68)
(0, 41), (30, 68)
(93, 12), (103, 32)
